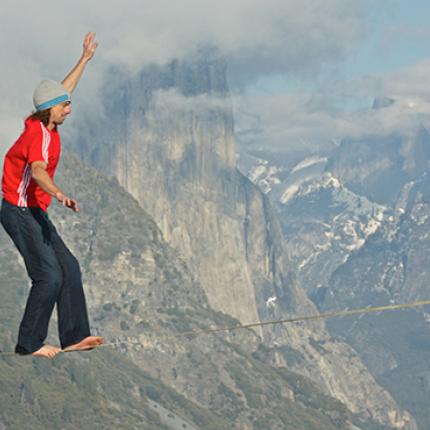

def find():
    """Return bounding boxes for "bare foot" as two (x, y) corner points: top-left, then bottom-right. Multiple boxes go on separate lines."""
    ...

(32, 344), (61, 359)
(62, 336), (104, 352)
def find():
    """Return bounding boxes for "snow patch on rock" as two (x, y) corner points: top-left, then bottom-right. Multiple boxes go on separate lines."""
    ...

(291, 156), (328, 174)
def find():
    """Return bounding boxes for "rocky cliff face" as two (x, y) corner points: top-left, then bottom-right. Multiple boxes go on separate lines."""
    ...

(240, 120), (430, 429)
(53, 154), (385, 430)
(1, 154), (374, 430)
(321, 174), (430, 430)
(327, 127), (430, 206)
(72, 52), (416, 428)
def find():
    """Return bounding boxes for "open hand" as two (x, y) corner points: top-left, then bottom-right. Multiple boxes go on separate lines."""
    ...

(82, 32), (98, 62)
(56, 192), (80, 212)
(63, 197), (80, 212)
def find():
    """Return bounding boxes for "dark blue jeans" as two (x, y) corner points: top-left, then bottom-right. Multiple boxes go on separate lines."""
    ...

(0, 199), (91, 354)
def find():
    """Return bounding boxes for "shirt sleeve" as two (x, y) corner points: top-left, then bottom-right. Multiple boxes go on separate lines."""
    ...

(27, 123), (49, 165)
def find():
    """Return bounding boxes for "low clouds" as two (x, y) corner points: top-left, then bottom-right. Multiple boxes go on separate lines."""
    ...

(1, 0), (367, 76)
(235, 60), (430, 155)
(0, 0), (369, 154)
(381, 60), (430, 99)
(152, 88), (232, 114)
(0, 0), (425, 162)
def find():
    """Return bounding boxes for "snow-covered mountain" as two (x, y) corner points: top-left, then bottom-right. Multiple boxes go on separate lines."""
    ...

(239, 151), (388, 302)
(66, 55), (424, 428)
(238, 107), (430, 428)
(239, 114), (430, 297)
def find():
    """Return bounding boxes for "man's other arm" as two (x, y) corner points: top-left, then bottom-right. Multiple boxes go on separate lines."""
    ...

(31, 161), (79, 212)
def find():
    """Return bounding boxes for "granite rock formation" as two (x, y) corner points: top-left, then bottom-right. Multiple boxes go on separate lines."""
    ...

(70, 52), (416, 428)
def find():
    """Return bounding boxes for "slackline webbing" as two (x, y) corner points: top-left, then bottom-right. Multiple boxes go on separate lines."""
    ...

(1, 299), (430, 357)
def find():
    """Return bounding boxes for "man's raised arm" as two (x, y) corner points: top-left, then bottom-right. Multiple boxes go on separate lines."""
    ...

(62, 32), (98, 94)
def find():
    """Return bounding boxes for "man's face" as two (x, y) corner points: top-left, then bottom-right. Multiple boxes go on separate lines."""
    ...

(50, 101), (72, 126)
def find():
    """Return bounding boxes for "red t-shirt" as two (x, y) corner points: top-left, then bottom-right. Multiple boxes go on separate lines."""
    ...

(2, 117), (61, 212)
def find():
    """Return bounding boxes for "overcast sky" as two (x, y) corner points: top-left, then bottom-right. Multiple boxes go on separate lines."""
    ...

(0, 0), (429, 157)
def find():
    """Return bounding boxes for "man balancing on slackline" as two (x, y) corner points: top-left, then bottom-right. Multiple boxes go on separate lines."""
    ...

(0, 33), (104, 358)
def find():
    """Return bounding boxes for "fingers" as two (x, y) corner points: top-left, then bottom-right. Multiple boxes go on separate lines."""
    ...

(84, 32), (95, 44)
(82, 32), (98, 60)
(71, 200), (80, 212)
(66, 198), (80, 212)
(59, 196), (80, 212)
(84, 32), (97, 49)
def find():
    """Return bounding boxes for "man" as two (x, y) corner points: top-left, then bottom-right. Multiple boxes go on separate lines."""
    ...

(0, 33), (104, 359)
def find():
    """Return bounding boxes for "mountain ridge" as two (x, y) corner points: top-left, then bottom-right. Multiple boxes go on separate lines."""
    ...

(0, 151), (383, 430)
(68, 52), (416, 428)
(240, 119), (430, 429)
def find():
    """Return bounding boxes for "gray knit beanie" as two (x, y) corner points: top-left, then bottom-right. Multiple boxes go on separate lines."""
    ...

(33, 80), (71, 111)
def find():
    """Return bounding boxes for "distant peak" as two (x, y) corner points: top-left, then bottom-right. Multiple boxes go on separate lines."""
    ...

(372, 96), (396, 110)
